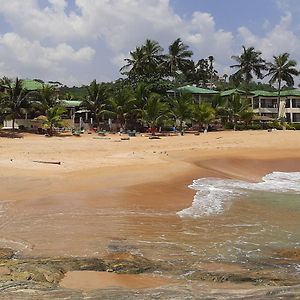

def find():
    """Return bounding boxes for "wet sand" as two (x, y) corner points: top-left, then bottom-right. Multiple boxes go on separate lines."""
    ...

(60, 271), (175, 291)
(1, 130), (300, 294)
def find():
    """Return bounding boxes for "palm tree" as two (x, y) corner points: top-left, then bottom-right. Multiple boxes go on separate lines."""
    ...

(193, 102), (215, 132)
(120, 39), (163, 81)
(225, 93), (252, 131)
(265, 53), (300, 119)
(37, 106), (66, 136)
(141, 93), (168, 135)
(29, 84), (57, 115)
(81, 80), (109, 129)
(164, 38), (193, 81)
(170, 94), (193, 135)
(120, 46), (145, 79)
(0, 77), (28, 131)
(142, 39), (164, 75)
(107, 87), (137, 131)
(230, 46), (267, 91)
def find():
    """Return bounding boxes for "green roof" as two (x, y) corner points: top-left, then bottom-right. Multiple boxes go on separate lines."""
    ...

(280, 90), (300, 97)
(220, 89), (247, 97)
(61, 100), (82, 108)
(174, 85), (219, 95)
(252, 90), (300, 97)
(252, 90), (277, 97)
(22, 80), (44, 91)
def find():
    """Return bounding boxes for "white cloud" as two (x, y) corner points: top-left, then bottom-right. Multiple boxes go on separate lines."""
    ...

(0, 0), (298, 86)
(0, 0), (236, 84)
(0, 32), (95, 85)
(238, 13), (300, 60)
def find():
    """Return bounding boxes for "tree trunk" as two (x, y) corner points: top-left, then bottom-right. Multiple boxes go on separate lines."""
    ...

(12, 118), (15, 132)
(50, 123), (53, 136)
(277, 78), (282, 120)
(180, 120), (184, 136)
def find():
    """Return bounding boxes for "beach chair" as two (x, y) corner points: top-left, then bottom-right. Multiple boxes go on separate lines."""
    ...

(97, 130), (106, 136)
(127, 130), (136, 137)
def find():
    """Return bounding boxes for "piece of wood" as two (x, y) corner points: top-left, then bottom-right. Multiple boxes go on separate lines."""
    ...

(33, 160), (61, 165)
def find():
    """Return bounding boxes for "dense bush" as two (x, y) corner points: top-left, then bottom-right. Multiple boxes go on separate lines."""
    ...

(224, 123), (234, 129)
(288, 123), (300, 130)
(267, 121), (283, 130)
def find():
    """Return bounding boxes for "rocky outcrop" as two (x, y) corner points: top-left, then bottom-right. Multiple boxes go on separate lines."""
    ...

(0, 248), (159, 286)
(0, 248), (299, 299)
(103, 252), (158, 274)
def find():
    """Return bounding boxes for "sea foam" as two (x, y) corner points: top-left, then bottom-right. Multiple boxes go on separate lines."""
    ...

(177, 172), (300, 218)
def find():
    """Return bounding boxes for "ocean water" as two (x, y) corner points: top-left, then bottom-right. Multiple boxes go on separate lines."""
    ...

(178, 172), (300, 217)
(174, 172), (300, 274)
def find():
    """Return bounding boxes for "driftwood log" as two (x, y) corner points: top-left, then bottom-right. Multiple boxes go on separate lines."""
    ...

(32, 161), (61, 165)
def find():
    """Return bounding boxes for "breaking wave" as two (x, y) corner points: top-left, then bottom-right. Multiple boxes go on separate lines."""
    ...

(177, 172), (300, 218)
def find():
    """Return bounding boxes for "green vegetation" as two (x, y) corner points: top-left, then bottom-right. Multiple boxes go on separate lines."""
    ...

(0, 39), (299, 133)
(265, 53), (300, 118)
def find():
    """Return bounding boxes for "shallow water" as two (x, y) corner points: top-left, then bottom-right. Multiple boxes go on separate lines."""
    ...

(0, 172), (300, 290)
(111, 172), (300, 280)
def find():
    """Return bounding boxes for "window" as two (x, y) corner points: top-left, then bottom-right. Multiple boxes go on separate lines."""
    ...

(261, 98), (277, 108)
(293, 113), (300, 122)
(285, 99), (290, 108)
(286, 113), (291, 122)
(292, 99), (300, 108)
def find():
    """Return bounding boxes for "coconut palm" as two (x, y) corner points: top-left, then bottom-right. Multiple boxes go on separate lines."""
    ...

(107, 87), (137, 131)
(265, 53), (300, 119)
(120, 46), (145, 79)
(81, 80), (109, 129)
(193, 102), (215, 132)
(142, 39), (164, 75)
(230, 46), (267, 91)
(170, 94), (193, 135)
(141, 93), (168, 134)
(164, 38), (193, 81)
(225, 93), (252, 131)
(28, 84), (57, 115)
(121, 39), (163, 81)
(0, 77), (28, 131)
(38, 106), (66, 136)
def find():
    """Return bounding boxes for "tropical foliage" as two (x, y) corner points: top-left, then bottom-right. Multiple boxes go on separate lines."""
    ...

(0, 39), (300, 133)
(230, 46), (267, 90)
(0, 77), (29, 130)
(193, 102), (215, 131)
(265, 53), (300, 118)
(38, 106), (66, 135)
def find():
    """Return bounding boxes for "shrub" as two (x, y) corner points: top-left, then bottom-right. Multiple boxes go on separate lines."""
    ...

(224, 123), (234, 129)
(267, 121), (283, 130)
(289, 123), (300, 130)
(247, 124), (262, 130)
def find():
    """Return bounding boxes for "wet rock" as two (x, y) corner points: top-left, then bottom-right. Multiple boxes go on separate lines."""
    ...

(274, 248), (300, 261)
(0, 248), (15, 259)
(185, 268), (299, 287)
(0, 257), (106, 284)
(104, 253), (158, 274)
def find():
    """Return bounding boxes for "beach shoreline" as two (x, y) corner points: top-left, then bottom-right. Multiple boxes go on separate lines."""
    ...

(0, 130), (300, 297)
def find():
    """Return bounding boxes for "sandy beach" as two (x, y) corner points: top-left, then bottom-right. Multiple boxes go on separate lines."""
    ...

(1, 130), (300, 297)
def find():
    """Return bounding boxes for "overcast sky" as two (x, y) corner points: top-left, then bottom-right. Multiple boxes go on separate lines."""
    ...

(0, 0), (299, 86)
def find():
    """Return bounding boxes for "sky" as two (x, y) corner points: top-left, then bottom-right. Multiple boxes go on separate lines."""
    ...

(0, 0), (299, 86)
